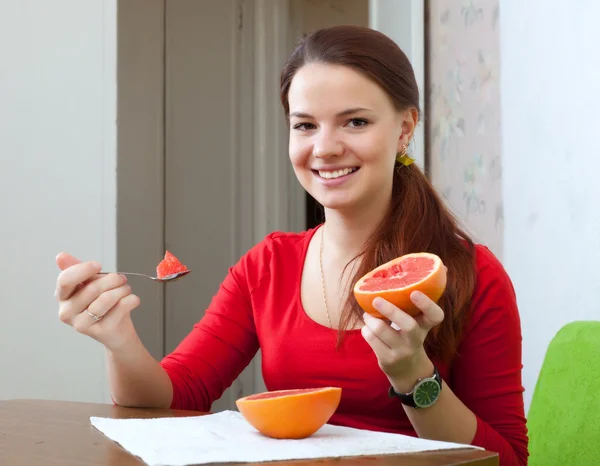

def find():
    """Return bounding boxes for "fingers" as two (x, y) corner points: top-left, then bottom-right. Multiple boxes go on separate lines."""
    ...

(361, 318), (408, 372)
(361, 323), (390, 356)
(72, 288), (140, 334)
(104, 293), (141, 322)
(362, 312), (400, 348)
(58, 273), (127, 324)
(372, 297), (419, 333)
(372, 293), (444, 333)
(362, 294), (444, 381)
(410, 291), (444, 330)
(87, 283), (132, 320)
(55, 261), (102, 301)
(56, 252), (82, 271)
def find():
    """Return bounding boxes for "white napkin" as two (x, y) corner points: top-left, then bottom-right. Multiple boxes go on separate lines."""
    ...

(90, 410), (480, 466)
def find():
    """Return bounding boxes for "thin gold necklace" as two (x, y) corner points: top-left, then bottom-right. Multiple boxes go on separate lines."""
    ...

(319, 226), (334, 329)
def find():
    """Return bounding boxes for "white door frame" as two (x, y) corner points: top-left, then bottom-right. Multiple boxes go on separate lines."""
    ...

(369, 0), (425, 168)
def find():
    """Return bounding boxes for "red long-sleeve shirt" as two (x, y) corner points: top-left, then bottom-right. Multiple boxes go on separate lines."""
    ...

(160, 227), (529, 465)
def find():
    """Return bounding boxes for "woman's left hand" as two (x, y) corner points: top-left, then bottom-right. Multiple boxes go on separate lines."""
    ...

(361, 291), (445, 393)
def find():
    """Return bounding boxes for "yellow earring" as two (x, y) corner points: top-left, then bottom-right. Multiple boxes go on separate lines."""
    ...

(396, 143), (414, 166)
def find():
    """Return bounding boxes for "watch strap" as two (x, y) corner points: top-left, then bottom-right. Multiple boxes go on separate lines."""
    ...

(388, 365), (442, 408)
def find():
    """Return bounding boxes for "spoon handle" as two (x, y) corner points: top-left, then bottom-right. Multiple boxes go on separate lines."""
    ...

(97, 272), (153, 279)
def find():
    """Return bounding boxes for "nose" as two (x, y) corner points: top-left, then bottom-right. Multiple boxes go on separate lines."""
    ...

(313, 128), (343, 159)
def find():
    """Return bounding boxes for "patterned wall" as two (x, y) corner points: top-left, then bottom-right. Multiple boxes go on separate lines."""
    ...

(426, 0), (503, 258)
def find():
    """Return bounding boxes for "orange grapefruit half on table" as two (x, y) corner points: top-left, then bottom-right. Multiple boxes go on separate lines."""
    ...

(353, 252), (447, 319)
(236, 387), (342, 439)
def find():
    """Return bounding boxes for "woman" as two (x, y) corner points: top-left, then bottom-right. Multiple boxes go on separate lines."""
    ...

(55, 26), (528, 465)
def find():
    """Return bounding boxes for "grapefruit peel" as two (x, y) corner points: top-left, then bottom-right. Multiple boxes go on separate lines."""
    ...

(236, 387), (342, 439)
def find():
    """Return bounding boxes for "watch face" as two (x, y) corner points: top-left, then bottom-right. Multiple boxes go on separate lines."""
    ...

(414, 379), (441, 408)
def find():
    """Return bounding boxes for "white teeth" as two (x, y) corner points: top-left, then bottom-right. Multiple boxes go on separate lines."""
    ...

(318, 167), (357, 179)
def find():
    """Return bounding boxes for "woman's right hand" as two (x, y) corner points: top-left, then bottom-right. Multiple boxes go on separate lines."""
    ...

(55, 252), (141, 351)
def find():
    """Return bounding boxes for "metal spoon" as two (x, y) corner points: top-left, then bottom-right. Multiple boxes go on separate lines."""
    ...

(97, 270), (191, 283)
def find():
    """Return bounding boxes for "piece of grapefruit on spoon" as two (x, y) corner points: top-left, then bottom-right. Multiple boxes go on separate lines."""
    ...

(156, 251), (189, 280)
(353, 252), (447, 318)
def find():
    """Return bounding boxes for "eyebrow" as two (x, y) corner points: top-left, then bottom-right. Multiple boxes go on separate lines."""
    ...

(289, 107), (371, 118)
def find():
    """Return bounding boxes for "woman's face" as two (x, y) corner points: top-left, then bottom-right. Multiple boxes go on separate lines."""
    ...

(287, 63), (415, 214)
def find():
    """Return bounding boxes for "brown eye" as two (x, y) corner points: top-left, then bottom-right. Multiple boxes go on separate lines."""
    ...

(347, 118), (369, 128)
(293, 122), (316, 131)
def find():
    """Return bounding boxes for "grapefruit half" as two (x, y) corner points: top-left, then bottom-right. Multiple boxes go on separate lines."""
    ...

(236, 387), (342, 439)
(353, 252), (447, 318)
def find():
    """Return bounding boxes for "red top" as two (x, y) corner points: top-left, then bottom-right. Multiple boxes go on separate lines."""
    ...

(160, 227), (529, 466)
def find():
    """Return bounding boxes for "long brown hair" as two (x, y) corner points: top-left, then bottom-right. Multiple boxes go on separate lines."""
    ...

(280, 26), (476, 363)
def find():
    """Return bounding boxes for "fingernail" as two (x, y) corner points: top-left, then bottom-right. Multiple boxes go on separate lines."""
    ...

(91, 261), (102, 270)
(120, 274), (128, 282)
(372, 297), (384, 310)
(411, 291), (424, 303)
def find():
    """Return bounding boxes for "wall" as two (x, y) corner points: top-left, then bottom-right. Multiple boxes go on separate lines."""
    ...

(426, 0), (503, 258)
(500, 1), (600, 411)
(426, 0), (600, 414)
(0, 0), (116, 403)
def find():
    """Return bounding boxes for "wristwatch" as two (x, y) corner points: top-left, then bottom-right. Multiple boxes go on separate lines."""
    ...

(388, 365), (442, 409)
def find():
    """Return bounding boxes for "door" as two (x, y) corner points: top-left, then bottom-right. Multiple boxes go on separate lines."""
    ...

(162, 0), (260, 413)
(117, 0), (259, 413)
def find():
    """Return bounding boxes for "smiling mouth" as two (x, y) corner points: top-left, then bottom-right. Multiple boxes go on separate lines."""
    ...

(314, 167), (360, 179)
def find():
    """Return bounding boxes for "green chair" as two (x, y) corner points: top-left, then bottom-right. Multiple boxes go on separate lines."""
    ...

(527, 320), (600, 465)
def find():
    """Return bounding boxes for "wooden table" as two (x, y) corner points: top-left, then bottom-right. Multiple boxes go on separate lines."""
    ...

(0, 399), (498, 465)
